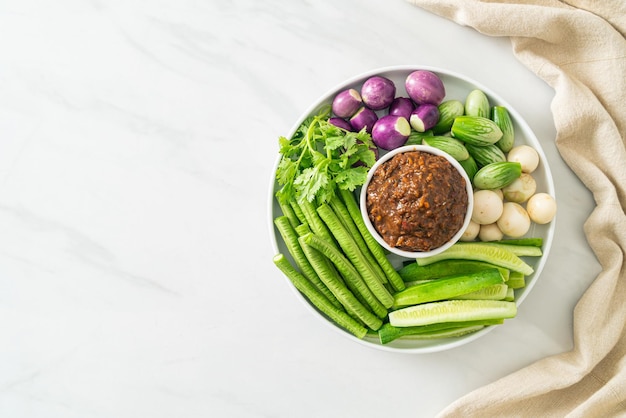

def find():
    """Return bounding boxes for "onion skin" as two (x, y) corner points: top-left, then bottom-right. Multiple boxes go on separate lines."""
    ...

(405, 70), (446, 106)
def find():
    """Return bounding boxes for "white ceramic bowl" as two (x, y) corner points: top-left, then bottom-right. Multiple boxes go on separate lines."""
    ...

(360, 144), (474, 259)
(267, 65), (555, 353)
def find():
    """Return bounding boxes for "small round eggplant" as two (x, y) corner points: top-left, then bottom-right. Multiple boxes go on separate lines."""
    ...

(360, 76), (396, 110)
(332, 89), (362, 118)
(349, 107), (378, 133)
(409, 104), (440, 132)
(507, 145), (540, 173)
(388, 97), (415, 120)
(526, 193), (557, 224)
(502, 173), (536, 203)
(405, 70), (446, 105)
(479, 223), (504, 242)
(371, 115), (411, 150)
(497, 202), (531, 238)
(472, 189), (504, 225)
(328, 117), (354, 131)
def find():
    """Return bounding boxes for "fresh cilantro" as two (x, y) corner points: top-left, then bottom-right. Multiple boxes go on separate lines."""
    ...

(275, 105), (376, 205)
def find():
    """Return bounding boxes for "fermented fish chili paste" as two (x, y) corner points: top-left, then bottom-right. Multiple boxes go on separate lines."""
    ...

(366, 151), (468, 252)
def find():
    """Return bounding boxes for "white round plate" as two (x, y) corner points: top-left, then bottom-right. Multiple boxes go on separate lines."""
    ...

(267, 65), (555, 353)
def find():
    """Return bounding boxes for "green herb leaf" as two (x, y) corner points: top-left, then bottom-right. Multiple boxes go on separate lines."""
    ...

(294, 164), (330, 204)
(335, 166), (369, 192)
(275, 107), (376, 205)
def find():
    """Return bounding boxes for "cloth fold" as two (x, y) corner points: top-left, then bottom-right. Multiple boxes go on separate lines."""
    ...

(405, 0), (626, 416)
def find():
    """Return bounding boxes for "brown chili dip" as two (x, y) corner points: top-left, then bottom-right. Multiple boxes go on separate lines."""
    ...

(366, 150), (468, 252)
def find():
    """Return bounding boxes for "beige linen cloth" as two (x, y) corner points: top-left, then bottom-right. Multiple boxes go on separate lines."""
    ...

(406, 0), (626, 416)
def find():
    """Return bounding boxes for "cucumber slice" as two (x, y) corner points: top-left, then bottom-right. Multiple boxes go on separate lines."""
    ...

(389, 300), (517, 327)
(399, 325), (486, 340)
(452, 283), (509, 300)
(482, 242), (543, 257)
(378, 318), (503, 344)
(415, 242), (534, 276)
(494, 238), (543, 247)
(393, 268), (504, 308)
(507, 271), (526, 289)
(399, 259), (510, 282)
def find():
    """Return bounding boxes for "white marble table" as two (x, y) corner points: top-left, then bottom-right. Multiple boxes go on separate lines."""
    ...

(0, 1), (600, 417)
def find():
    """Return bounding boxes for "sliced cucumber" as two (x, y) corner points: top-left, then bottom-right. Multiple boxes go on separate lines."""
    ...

(482, 242), (543, 257)
(398, 325), (486, 340)
(378, 318), (503, 344)
(415, 242), (534, 275)
(494, 238), (543, 247)
(452, 283), (509, 300)
(399, 259), (510, 282)
(507, 271), (526, 289)
(389, 300), (517, 327)
(393, 268), (504, 308)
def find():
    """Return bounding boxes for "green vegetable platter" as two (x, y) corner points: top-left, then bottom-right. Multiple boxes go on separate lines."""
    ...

(268, 66), (556, 353)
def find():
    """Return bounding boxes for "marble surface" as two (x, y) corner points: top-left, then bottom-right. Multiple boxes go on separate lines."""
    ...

(0, 1), (601, 417)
